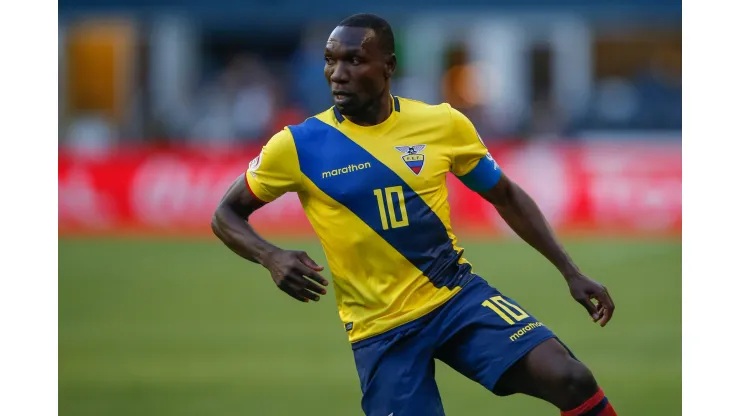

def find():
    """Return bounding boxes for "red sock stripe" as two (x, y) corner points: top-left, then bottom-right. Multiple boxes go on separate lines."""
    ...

(561, 388), (606, 416)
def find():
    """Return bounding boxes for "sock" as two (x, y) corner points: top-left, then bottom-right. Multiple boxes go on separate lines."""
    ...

(560, 388), (617, 416)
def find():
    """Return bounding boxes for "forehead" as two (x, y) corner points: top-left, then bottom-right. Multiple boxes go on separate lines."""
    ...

(326, 26), (378, 53)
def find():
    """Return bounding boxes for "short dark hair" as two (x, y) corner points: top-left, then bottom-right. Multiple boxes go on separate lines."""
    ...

(338, 13), (395, 56)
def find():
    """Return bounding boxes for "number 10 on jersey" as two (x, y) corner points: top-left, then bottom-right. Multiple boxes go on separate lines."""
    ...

(374, 186), (409, 230)
(482, 296), (530, 325)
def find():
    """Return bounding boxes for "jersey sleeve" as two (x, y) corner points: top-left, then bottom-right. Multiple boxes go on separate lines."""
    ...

(448, 106), (502, 192)
(245, 128), (303, 203)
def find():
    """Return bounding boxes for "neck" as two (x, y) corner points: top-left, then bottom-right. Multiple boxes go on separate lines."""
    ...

(346, 91), (393, 127)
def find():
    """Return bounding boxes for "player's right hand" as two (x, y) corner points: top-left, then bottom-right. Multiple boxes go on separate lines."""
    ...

(263, 249), (329, 303)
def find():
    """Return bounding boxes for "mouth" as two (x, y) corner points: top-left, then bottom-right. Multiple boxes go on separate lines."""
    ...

(332, 91), (355, 104)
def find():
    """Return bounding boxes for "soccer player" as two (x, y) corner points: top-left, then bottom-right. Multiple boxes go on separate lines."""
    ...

(211, 13), (617, 416)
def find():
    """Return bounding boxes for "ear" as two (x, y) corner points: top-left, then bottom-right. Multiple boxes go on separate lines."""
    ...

(385, 53), (397, 79)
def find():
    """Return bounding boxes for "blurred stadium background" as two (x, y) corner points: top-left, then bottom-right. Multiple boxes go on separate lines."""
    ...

(58, 0), (681, 415)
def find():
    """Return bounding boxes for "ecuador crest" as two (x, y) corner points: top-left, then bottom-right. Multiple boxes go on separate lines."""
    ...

(395, 145), (426, 175)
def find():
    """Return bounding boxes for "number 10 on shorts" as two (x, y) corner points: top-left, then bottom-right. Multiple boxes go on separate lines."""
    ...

(482, 296), (530, 325)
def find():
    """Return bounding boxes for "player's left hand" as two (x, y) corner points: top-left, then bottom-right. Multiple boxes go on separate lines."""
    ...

(565, 273), (615, 327)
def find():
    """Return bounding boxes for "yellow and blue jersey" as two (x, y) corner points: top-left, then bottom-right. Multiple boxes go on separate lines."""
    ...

(245, 96), (502, 343)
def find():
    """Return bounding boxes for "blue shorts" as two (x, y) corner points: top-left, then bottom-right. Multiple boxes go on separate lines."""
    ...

(351, 275), (562, 416)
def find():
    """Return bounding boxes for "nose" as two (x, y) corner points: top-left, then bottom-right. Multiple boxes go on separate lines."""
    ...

(330, 61), (350, 84)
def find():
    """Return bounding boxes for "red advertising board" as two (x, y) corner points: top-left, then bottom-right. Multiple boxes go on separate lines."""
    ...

(58, 141), (681, 238)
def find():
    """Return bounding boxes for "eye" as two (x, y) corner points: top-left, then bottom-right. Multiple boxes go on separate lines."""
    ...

(324, 57), (336, 65)
(351, 57), (362, 65)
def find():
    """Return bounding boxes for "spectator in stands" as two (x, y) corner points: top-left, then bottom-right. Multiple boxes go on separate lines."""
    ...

(189, 54), (278, 145)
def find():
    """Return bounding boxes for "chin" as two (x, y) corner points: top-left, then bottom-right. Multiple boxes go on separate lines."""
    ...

(335, 100), (363, 116)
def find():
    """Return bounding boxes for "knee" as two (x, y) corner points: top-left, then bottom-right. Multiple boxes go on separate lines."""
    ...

(556, 360), (598, 406)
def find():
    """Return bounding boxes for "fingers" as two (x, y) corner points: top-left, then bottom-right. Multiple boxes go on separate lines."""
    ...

(576, 296), (599, 321)
(280, 280), (321, 303)
(595, 288), (616, 327)
(279, 273), (328, 303)
(298, 263), (329, 287)
(279, 283), (310, 303)
(298, 288), (323, 302)
(296, 252), (329, 286)
(298, 273), (328, 298)
(297, 251), (325, 271)
(271, 251), (330, 303)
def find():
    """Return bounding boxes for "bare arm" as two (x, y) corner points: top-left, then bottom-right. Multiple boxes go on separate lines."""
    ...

(211, 175), (277, 265)
(478, 173), (615, 326)
(478, 173), (580, 278)
(211, 176), (329, 302)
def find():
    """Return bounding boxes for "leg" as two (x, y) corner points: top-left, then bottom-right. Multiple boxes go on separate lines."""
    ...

(433, 276), (616, 415)
(353, 324), (445, 416)
(493, 338), (601, 410)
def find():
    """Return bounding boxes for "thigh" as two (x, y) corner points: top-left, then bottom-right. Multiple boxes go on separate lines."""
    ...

(353, 326), (445, 416)
(435, 279), (558, 394)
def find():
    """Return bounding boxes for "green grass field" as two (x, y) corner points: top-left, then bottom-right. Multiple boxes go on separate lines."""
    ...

(59, 237), (681, 415)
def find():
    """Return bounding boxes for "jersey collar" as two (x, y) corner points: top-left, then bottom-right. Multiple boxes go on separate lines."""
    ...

(332, 95), (400, 134)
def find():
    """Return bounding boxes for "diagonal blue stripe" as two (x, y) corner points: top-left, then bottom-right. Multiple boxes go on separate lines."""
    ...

(289, 117), (472, 289)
